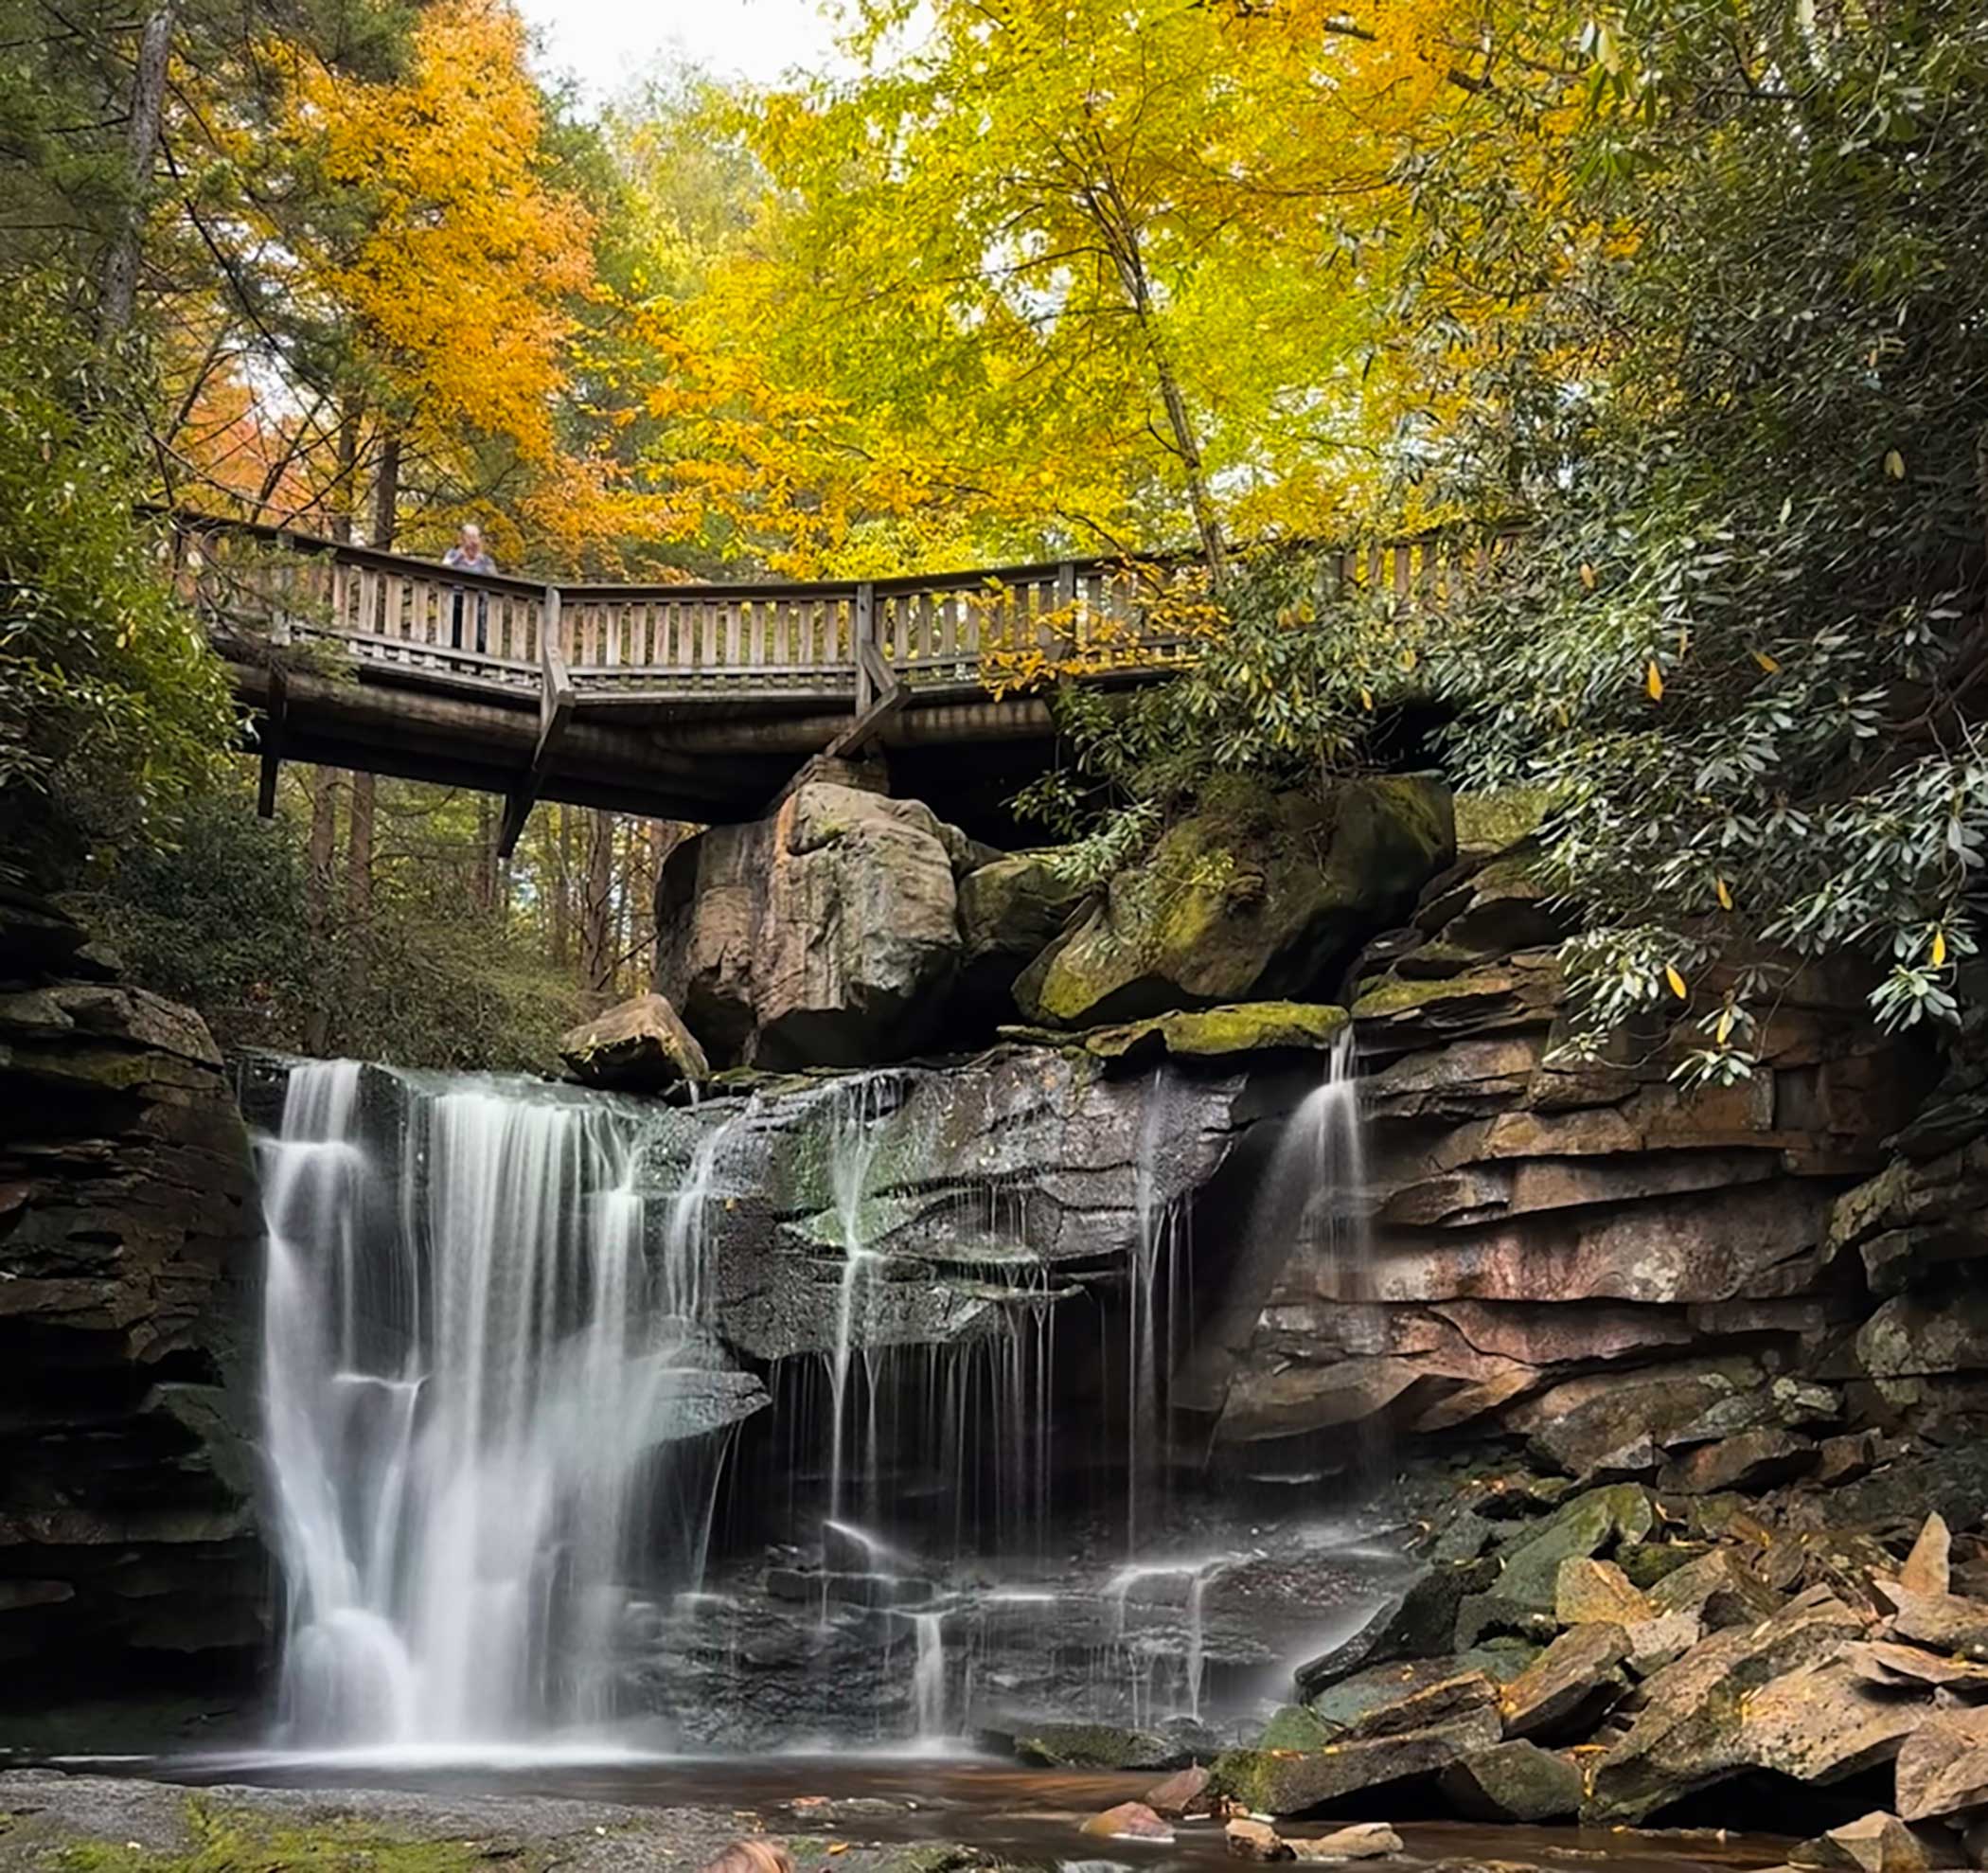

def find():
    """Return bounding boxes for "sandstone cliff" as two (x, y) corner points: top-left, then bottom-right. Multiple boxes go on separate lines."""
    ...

(0, 887), (263, 1706)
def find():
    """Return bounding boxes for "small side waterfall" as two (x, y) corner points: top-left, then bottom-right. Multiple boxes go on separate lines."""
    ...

(258, 1061), (734, 1751)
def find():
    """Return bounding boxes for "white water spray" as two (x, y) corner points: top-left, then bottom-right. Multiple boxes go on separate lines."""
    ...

(259, 1062), (731, 1749)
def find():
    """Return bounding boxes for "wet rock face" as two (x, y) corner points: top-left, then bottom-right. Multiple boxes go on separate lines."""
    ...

(1188, 833), (1922, 1470)
(0, 892), (262, 1692)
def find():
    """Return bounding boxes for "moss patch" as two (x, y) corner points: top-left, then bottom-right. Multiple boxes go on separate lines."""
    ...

(1082, 1000), (1348, 1062)
(53, 1802), (550, 1873)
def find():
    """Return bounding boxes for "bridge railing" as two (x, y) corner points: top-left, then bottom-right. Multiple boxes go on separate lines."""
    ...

(169, 511), (1509, 705)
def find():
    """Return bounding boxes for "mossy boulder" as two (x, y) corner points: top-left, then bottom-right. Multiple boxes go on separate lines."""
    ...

(1081, 1000), (1348, 1062)
(1014, 777), (1454, 1028)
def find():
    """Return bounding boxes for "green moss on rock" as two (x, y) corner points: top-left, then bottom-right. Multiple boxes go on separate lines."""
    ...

(1015, 778), (1454, 1029)
(1083, 1000), (1348, 1062)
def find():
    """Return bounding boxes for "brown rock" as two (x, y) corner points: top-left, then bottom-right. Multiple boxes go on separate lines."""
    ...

(1656, 1428), (1817, 1494)
(1227, 1819), (1292, 1861)
(1086, 1802), (1176, 1842)
(1791, 1812), (1964, 1873)
(1555, 1558), (1651, 1627)
(559, 991), (709, 1090)
(1849, 1641), (1988, 1691)
(1500, 1623), (1631, 1740)
(1586, 1587), (1873, 1822)
(1287, 1825), (1404, 1862)
(698, 1845), (794, 1873)
(1873, 1579), (1988, 1660)
(1901, 1515), (1953, 1597)
(1145, 1764), (1212, 1818)
(656, 781), (970, 1068)
(1896, 1707), (1988, 1823)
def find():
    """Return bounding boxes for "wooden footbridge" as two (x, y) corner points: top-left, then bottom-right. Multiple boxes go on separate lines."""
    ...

(179, 512), (1483, 850)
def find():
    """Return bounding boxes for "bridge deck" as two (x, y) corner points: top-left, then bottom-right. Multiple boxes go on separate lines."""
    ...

(177, 513), (1493, 847)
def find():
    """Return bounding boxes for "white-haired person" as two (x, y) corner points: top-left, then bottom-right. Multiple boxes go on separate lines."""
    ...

(442, 522), (497, 652)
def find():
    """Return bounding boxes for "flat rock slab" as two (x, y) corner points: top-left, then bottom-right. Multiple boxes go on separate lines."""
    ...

(1500, 1621), (1630, 1740)
(1214, 1708), (1502, 1816)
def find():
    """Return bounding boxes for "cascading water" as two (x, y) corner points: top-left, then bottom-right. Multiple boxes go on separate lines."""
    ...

(251, 1026), (1392, 1754)
(258, 1061), (734, 1750)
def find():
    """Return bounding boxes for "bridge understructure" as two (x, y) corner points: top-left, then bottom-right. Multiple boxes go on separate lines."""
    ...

(183, 515), (1476, 849)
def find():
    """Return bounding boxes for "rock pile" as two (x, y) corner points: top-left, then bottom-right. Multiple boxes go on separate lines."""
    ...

(1207, 1482), (1988, 1839)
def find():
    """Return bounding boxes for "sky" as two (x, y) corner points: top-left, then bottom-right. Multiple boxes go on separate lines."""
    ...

(516, 0), (850, 102)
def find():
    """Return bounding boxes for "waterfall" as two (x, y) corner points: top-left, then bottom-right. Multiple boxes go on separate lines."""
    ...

(911, 1611), (948, 1743)
(824, 1073), (892, 1526)
(258, 1061), (729, 1751)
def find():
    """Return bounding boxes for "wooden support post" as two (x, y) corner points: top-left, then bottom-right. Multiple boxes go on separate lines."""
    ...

(498, 587), (574, 859)
(853, 580), (877, 712)
(257, 664), (288, 818)
(825, 639), (907, 759)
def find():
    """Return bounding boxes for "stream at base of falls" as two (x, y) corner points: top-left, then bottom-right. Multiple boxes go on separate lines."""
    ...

(22, 1756), (1792, 1873)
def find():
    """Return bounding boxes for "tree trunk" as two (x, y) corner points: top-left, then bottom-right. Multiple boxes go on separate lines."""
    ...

(372, 436), (401, 548)
(98, 2), (175, 342)
(551, 807), (573, 970)
(346, 772), (374, 917)
(1091, 174), (1226, 587)
(330, 402), (364, 545)
(475, 795), (498, 913)
(580, 810), (615, 1001)
(304, 767), (339, 1055)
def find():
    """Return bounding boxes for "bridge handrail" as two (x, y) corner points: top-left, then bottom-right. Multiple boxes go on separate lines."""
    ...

(169, 507), (1521, 708)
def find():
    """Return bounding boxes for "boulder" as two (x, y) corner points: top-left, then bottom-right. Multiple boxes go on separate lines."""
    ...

(1499, 1623), (1631, 1740)
(1901, 1515), (1953, 1597)
(1872, 1580), (1988, 1660)
(1337, 1670), (1499, 1741)
(1015, 778), (1454, 1028)
(1644, 1549), (1783, 1629)
(1896, 1708), (1988, 1824)
(1227, 1819), (1293, 1861)
(1849, 1642), (1988, 1692)
(559, 992), (709, 1090)
(656, 781), (971, 1068)
(955, 852), (1089, 1012)
(1288, 1825), (1404, 1862)
(1791, 1813), (1965, 1873)
(1083, 1802), (1175, 1842)
(1213, 1708), (1503, 1816)
(1145, 1764), (1212, 1818)
(1436, 1740), (1584, 1822)
(1656, 1428), (1818, 1495)
(1016, 1722), (1186, 1771)
(1305, 1647), (1537, 1734)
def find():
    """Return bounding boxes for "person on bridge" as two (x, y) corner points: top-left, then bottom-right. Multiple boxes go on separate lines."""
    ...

(443, 522), (497, 652)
